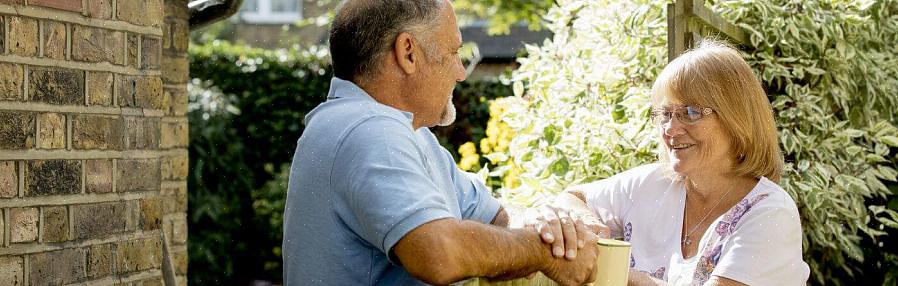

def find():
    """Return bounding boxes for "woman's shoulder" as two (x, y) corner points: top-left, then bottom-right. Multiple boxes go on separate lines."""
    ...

(726, 177), (802, 233)
(746, 177), (801, 214)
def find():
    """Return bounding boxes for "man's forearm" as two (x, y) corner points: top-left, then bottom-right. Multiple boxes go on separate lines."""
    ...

(394, 218), (550, 284)
(452, 220), (549, 280)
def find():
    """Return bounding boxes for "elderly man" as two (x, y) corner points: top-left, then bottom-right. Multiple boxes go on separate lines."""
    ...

(282, 0), (599, 285)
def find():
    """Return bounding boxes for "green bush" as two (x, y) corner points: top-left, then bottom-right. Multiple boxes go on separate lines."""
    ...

(187, 41), (332, 285)
(477, 0), (898, 284)
(187, 40), (512, 284)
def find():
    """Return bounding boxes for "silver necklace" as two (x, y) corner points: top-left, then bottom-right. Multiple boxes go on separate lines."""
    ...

(682, 184), (735, 246)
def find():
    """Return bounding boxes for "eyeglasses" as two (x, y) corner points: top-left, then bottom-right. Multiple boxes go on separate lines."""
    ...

(650, 106), (714, 125)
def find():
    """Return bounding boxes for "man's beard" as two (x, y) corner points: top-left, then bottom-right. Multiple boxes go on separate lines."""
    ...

(437, 94), (456, 127)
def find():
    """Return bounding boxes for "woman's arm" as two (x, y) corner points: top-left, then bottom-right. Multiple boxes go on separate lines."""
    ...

(628, 269), (666, 286)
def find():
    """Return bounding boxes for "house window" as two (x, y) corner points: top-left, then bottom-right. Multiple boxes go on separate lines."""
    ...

(240, 0), (302, 24)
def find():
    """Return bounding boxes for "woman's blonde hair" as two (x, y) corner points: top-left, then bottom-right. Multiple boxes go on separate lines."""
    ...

(652, 39), (783, 182)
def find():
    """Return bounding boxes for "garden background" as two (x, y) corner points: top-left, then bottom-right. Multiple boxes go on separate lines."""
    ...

(187, 0), (898, 285)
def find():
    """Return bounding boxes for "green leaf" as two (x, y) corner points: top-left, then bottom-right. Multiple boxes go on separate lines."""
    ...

(880, 136), (898, 147)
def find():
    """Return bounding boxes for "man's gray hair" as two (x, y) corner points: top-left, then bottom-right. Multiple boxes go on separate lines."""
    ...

(329, 0), (445, 85)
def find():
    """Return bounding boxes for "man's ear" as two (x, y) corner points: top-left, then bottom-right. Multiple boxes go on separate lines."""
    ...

(394, 32), (418, 75)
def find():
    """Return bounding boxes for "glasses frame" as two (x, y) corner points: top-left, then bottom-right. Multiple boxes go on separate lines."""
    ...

(650, 105), (715, 126)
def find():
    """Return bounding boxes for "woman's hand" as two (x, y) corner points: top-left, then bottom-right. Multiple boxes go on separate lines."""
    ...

(523, 205), (610, 260)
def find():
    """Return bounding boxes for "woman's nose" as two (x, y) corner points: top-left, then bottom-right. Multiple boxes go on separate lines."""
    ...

(662, 117), (686, 137)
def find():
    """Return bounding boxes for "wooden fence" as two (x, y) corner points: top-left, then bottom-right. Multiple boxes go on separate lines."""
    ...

(667, 0), (751, 61)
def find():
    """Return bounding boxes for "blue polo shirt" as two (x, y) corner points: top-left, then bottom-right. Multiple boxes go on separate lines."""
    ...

(283, 77), (501, 285)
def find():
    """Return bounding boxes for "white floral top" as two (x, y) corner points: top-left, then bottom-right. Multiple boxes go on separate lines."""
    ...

(572, 163), (809, 285)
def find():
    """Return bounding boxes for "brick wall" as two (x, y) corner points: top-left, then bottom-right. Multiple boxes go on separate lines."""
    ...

(0, 0), (189, 285)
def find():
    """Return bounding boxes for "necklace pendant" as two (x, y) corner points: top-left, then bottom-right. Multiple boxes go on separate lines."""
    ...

(683, 235), (691, 246)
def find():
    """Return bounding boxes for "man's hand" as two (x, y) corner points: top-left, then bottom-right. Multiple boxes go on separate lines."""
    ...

(539, 222), (600, 286)
(523, 205), (610, 260)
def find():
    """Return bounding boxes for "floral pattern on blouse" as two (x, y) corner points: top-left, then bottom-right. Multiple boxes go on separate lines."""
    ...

(624, 222), (635, 267)
(691, 193), (770, 285)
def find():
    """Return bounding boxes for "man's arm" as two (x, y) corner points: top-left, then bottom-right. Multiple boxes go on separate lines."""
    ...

(393, 218), (598, 286)
(490, 206), (509, 227)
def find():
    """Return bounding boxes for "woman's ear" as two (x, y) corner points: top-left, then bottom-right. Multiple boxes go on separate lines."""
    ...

(394, 32), (418, 75)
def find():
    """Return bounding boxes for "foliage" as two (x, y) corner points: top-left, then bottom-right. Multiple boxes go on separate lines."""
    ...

(188, 40), (512, 284)
(454, 0), (554, 35)
(468, 0), (898, 284)
(187, 41), (332, 285)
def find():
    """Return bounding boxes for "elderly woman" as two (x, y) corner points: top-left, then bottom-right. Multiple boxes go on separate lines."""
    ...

(534, 40), (809, 285)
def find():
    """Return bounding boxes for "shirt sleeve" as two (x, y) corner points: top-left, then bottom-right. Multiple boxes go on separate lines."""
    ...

(452, 166), (501, 223)
(427, 136), (500, 224)
(572, 164), (658, 238)
(332, 116), (455, 258)
(712, 196), (810, 286)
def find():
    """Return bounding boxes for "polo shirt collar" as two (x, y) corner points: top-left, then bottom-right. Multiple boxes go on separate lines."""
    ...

(326, 77), (415, 122)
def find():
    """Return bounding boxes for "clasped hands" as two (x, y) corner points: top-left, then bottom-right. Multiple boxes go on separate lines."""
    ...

(521, 205), (611, 286)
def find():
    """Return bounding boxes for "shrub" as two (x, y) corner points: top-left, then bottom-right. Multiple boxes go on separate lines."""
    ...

(473, 0), (898, 284)
(187, 41), (332, 285)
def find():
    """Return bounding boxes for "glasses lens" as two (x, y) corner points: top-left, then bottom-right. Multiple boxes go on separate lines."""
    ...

(651, 110), (669, 125)
(678, 106), (705, 124)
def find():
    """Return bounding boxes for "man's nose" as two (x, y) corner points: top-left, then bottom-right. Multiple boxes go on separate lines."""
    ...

(456, 58), (467, 82)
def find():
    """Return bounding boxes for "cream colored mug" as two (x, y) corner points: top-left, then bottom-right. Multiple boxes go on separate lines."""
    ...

(589, 238), (631, 286)
(460, 238), (631, 286)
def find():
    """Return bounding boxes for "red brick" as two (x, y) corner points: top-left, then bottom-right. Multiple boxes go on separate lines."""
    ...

(160, 121), (187, 149)
(42, 20), (66, 59)
(0, 256), (25, 285)
(29, 0), (82, 12)
(0, 62), (24, 101)
(37, 113), (66, 149)
(116, 0), (163, 27)
(87, 243), (115, 278)
(117, 237), (162, 273)
(161, 155), (188, 180)
(8, 16), (38, 57)
(72, 115), (125, 150)
(28, 67), (85, 105)
(0, 111), (35, 150)
(138, 277), (165, 286)
(85, 159), (112, 193)
(42, 206), (69, 242)
(164, 87), (188, 116)
(171, 21), (189, 53)
(29, 248), (86, 286)
(72, 25), (124, 65)
(172, 217), (187, 245)
(126, 117), (160, 150)
(72, 202), (127, 239)
(116, 159), (160, 192)
(86, 0), (112, 19)
(162, 56), (188, 84)
(117, 75), (163, 109)
(140, 197), (163, 230)
(127, 33), (139, 69)
(0, 161), (17, 198)
(26, 160), (82, 196)
(87, 71), (113, 106)
(162, 185), (187, 215)
(142, 36), (161, 69)
(9, 207), (38, 243)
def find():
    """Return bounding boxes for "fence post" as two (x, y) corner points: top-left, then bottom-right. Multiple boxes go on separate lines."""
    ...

(667, 0), (751, 62)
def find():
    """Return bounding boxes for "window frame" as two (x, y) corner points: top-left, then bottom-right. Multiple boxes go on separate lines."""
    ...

(240, 0), (302, 24)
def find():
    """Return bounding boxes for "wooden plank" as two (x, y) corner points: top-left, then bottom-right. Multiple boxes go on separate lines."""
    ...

(668, 0), (752, 61)
(689, 0), (750, 46)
